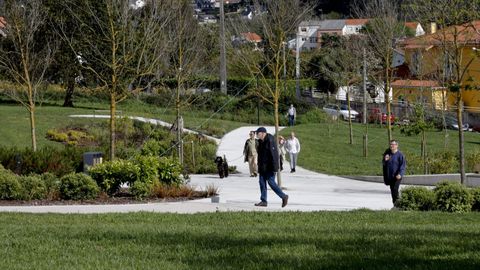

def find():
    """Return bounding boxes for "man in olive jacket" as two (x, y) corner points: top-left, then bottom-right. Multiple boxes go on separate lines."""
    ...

(254, 127), (289, 208)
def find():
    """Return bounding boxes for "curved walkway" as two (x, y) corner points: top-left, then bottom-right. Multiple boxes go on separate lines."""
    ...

(0, 125), (393, 213)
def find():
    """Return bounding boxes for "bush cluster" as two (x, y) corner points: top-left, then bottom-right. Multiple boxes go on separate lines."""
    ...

(89, 156), (183, 198)
(0, 167), (97, 201)
(0, 146), (83, 176)
(404, 151), (480, 174)
(397, 181), (479, 212)
(60, 173), (99, 200)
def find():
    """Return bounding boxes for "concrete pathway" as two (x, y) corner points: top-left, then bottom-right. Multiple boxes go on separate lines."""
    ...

(0, 124), (394, 213)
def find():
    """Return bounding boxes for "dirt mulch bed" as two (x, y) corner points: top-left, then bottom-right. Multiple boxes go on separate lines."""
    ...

(0, 195), (211, 206)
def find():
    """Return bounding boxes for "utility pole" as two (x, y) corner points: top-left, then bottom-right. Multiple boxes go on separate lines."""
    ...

(219, 0), (227, 94)
(363, 48), (368, 158)
(363, 48), (367, 124)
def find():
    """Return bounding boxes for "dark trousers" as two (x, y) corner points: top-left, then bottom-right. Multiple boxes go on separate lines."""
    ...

(389, 180), (402, 205)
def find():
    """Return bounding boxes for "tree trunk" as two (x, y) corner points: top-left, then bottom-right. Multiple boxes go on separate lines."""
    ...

(274, 81), (282, 188)
(457, 93), (465, 184)
(385, 73), (392, 142)
(109, 93), (116, 161)
(422, 130), (427, 174)
(29, 104), (37, 152)
(347, 90), (353, 145)
(63, 77), (75, 107)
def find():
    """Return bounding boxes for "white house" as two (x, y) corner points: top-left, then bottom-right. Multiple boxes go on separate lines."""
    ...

(342, 19), (369, 35)
(336, 84), (391, 103)
(296, 19), (369, 52)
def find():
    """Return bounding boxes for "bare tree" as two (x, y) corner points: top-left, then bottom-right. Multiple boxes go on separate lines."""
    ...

(318, 35), (366, 144)
(0, 0), (54, 151)
(229, 0), (312, 186)
(354, 0), (407, 143)
(164, 0), (209, 165)
(62, 0), (172, 160)
(406, 0), (480, 183)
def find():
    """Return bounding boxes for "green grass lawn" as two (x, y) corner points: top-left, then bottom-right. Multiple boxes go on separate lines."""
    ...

(0, 101), (248, 148)
(280, 121), (480, 176)
(0, 211), (479, 270)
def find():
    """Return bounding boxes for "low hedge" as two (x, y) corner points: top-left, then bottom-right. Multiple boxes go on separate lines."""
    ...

(395, 186), (434, 211)
(59, 173), (99, 200)
(397, 181), (477, 212)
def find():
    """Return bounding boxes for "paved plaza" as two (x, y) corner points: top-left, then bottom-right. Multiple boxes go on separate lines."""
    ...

(0, 126), (394, 213)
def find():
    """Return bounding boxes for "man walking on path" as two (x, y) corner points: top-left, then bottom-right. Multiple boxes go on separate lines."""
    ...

(243, 131), (258, 177)
(285, 132), (301, 173)
(382, 139), (406, 206)
(287, 104), (296, 126)
(254, 127), (289, 208)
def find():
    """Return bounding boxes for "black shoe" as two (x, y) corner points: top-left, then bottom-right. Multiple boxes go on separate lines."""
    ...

(282, 195), (289, 208)
(254, 201), (267, 207)
(254, 173), (258, 177)
(292, 168), (296, 172)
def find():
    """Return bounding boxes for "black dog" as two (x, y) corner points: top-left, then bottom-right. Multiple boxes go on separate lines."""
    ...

(214, 155), (229, 178)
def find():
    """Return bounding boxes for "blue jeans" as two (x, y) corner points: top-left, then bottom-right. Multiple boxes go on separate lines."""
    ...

(259, 171), (287, 203)
(288, 115), (295, 126)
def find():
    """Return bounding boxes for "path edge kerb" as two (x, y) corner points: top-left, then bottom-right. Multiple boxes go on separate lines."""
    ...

(344, 173), (480, 187)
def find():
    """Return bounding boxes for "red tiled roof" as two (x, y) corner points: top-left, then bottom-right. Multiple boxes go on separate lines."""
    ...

(391, 80), (443, 88)
(345, 19), (369, 25)
(0, 17), (6, 29)
(401, 20), (480, 47)
(405, 22), (419, 30)
(241, 32), (262, 43)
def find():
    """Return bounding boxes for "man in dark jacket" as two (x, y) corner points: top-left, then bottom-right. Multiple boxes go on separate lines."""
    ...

(382, 139), (406, 205)
(254, 127), (289, 207)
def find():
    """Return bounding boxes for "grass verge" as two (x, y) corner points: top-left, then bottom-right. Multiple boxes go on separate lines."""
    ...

(280, 122), (480, 175)
(0, 211), (479, 269)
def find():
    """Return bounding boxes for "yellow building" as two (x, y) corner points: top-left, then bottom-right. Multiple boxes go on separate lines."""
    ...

(395, 21), (480, 112)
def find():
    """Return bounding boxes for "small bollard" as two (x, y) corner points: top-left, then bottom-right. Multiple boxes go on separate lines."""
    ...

(211, 196), (220, 203)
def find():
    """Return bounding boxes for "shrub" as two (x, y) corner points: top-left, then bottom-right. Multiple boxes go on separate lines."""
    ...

(466, 151), (480, 173)
(40, 172), (61, 200)
(434, 181), (473, 213)
(59, 173), (99, 200)
(471, 187), (480, 211)
(158, 157), (183, 186)
(297, 109), (328, 124)
(0, 169), (22, 200)
(396, 186), (435, 211)
(18, 175), (47, 200)
(0, 146), (83, 176)
(89, 159), (140, 195)
(129, 156), (161, 199)
(427, 152), (457, 174)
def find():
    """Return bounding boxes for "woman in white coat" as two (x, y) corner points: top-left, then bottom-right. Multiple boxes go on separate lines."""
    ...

(285, 132), (301, 173)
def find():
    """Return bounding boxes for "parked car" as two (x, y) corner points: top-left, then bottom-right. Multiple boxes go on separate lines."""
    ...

(445, 116), (469, 131)
(323, 104), (359, 121)
(367, 108), (395, 124)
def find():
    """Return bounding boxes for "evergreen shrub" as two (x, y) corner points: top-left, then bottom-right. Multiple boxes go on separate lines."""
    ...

(0, 169), (22, 200)
(18, 175), (47, 200)
(396, 186), (435, 211)
(471, 187), (480, 211)
(434, 181), (473, 213)
(59, 173), (99, 200)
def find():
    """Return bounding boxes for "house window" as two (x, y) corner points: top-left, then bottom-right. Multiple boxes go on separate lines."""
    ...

(301, 37), (306, 41)
(309, 37), (317, 43)
(301, 27), (307, 32)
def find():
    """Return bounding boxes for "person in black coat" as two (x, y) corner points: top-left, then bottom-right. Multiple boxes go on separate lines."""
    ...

(254, 127), (289, 208)
(382, 139), (406, 205)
